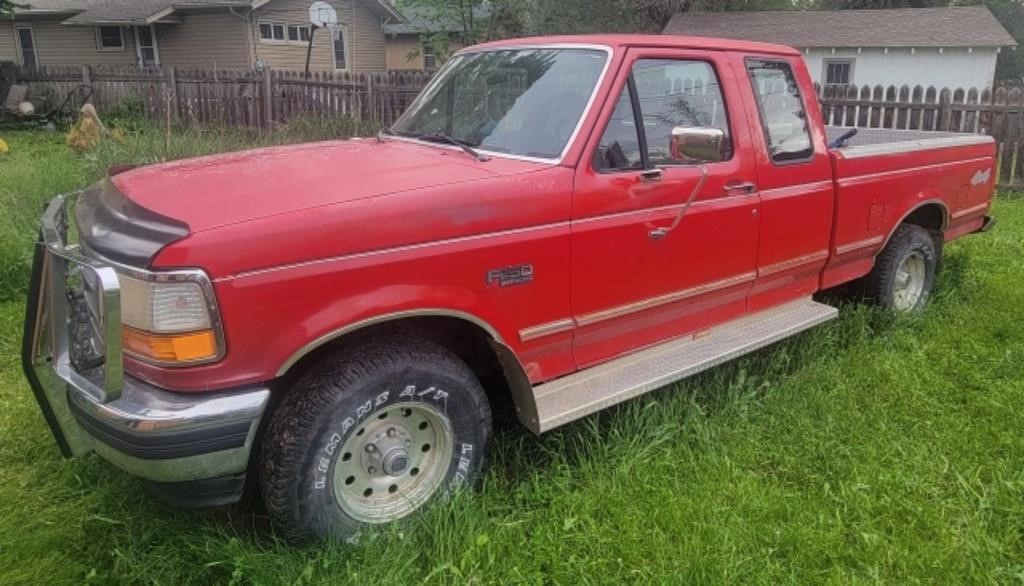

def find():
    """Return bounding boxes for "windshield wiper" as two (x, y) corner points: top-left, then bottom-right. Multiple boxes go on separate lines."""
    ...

(421, 133), (490, 162)
(380, 129), (490, 162)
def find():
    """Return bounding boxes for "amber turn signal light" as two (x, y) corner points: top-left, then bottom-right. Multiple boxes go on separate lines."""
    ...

(121, 326), (219, 364)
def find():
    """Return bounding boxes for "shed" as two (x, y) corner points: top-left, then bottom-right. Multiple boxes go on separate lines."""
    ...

(663, 6), (1017, 90)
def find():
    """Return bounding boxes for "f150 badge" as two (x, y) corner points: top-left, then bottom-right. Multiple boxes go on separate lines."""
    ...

(486, 264), (534, 287)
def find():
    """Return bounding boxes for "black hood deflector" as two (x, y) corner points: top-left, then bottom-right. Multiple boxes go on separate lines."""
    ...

(75, 178), (190, 267)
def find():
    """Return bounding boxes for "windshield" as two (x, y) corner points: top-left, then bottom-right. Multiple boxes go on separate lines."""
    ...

(390, 47), (609, 160)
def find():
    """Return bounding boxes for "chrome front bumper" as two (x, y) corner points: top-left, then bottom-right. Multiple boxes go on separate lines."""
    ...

(22, 195), (270, 487)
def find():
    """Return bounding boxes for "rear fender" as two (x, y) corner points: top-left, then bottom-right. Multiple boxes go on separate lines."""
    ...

(879, 197), (949, 253)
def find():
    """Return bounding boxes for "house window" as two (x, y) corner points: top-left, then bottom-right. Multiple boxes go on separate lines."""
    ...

(96, 26), (125, 50)
(136, 25), (159, 66)
(824, 59), (854, 85)
(259, 22), (309, 43)
(288, 25), (311, 42)
(15, 26), (36, 67)
(332, 27), (347, 70)
(259, 22), (286, 42)
(422, 42), (436, 69)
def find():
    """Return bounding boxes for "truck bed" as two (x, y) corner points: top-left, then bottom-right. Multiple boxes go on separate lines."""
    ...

(823, 124), (996, 290)
(825, 126), (992, 158)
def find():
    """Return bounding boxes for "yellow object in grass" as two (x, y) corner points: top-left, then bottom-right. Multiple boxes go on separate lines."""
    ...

(0, 138), (9, 155)
(66, 116), (103, 153)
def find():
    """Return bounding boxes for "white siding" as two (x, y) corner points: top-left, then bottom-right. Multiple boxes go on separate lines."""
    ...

(802, 47), (999, 91)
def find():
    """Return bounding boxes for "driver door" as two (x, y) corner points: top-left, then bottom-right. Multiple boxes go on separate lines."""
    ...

(571, 49), (762, 367)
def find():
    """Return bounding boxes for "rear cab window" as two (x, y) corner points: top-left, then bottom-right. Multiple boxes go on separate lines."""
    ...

(745, 59), (814, 164)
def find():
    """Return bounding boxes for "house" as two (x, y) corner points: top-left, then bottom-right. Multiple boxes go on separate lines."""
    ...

(0, 0), (405, 72)
(663, 6), (1017, 91)
(383, 5), (488, 70)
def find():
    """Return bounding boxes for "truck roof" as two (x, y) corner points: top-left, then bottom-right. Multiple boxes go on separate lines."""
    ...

(464, 34), (802, 57)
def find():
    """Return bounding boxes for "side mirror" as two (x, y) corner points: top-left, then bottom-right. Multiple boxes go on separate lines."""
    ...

(670, 127), (726, 163)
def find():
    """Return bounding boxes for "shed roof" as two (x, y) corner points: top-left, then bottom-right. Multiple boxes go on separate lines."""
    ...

(663, 6), (1017, 49)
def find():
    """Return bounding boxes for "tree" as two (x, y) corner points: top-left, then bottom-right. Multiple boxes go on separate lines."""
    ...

(396, 0), (525, 66)
(1, 1), (25, 18)
(520, 0), (794, 35)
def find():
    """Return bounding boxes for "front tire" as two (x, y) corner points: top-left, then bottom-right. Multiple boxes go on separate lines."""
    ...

(260, 337), (492, 542)
(861, 223), (939, 313)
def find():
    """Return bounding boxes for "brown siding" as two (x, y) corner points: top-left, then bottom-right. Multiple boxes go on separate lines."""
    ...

(252, 0), (385, 72)
(385, 35), (423, 69)
(253, 0), (351, 71)
(157, 11), (251, 69)
(0, 22), (16, 62)
(13, 18), (138, 66)
(386, 35), (463, 70)
(351, 0), (385, 71)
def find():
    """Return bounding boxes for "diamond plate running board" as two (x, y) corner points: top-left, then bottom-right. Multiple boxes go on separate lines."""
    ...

(530, 298), (838, 434)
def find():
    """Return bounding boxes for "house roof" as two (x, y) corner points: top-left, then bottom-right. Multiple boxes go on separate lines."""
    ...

(16, 0), (404, 26)
(383, 5), (490, 36)
(663, 6), (1017, 49)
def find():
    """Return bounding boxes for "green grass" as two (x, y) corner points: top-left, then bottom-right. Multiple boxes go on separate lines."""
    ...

(1, 126), (1023, 584)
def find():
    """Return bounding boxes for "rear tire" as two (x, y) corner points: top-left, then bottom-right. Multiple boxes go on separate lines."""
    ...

(260, 337), (492, 542)
(861, 224), (939, 313)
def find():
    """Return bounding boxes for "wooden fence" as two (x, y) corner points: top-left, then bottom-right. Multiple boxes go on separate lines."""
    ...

(816, 83), (1024, 187)
(9, 64), (433, 130)
(7, 64), (1024, 187)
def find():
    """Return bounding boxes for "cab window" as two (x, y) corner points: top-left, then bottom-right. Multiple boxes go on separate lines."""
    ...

(632, 59), (731, 166)
(593, 85), (643, 171)
(746, 59), (814, 163)
(593, 58), (731, 172)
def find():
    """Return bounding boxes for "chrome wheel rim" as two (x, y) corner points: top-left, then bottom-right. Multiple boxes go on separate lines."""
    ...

(893, 251), (926, 311)
(333, 403), (453, 523)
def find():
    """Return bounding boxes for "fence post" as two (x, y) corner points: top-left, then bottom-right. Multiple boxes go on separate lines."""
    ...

(262, 68), (274, 134)
(365, 73), (374, 122)
(166, 66), (178, 123)
(939, 89), (952, 131)
(1010, 143), (1019, 186)
(996, 142), (1005, 184)
(80, 65), (92, 103)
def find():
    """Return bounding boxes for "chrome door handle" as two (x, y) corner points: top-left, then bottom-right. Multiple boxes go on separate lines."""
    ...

(724, 181), (757, 196)
(639, 169), (663, 183)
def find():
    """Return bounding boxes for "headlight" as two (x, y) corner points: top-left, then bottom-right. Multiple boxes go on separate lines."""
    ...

(117, 272), (224, 366)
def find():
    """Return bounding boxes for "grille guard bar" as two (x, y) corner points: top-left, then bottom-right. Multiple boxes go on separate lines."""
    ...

(23, 194), (124, 456)
(40, 194), (125, 402)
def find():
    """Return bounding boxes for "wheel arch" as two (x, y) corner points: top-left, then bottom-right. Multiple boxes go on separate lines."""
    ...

(275, 310), (538, 431)
(878, 199), (949, 255)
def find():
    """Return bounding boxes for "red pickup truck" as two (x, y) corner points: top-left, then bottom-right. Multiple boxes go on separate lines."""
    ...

(23, 35), (996, 541)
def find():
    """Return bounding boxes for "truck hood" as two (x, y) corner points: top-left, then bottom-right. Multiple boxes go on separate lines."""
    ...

(110, 138), (544, 234)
